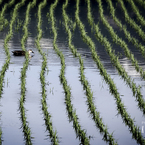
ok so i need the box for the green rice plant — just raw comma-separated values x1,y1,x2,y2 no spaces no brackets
15,19,23,32
49,0,90,144
98,0,145,85
0,58,10,98
95,0,145,115
117,0,145,41
134,0,145,9
106,0,145,59
75,0,145,144
18,0,38,144
0,0,26,143
0,0,15,31
124,0,145,27
35,0,59,144
62,1,118,144
0,0,3,5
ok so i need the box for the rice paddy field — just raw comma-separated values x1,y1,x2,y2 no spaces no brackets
0,0,145,144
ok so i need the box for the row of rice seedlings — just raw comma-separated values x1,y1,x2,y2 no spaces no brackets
0,0,3,5
0,57,9,143
0,55,10,94
0,58,8,143
0,0,16,31
75,0,145,144
62,0,117,144
124,0,145,27
117,0,145,41
0,0,27,144
19,55,32,145
35,0,59,144
0,0,26,143
106,0,145,59
0,0,14,142
97,0,145,81
49,1,90,144
88,0,145,138
96,0,145,114
19,1,37,144
134,0,145,9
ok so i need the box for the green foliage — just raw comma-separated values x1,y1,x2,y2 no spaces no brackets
19,1,35,144
35,0,59,144
50,0,90,144
94,0,145,143
0,0,15,31
62,0,118,144
0,0,144,144
118,0,145,41
99,0,145,115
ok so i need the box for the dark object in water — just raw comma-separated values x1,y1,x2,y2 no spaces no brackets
12,49,34,56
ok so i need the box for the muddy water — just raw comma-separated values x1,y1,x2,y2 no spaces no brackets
0,1,145,145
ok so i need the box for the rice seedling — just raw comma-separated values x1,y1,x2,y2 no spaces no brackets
134,0,145,9
0,60,10,143
35,0,59,144
124,0,145,27
0,0,3,5
49,0,90,144
0,0,145,144
106,0,145,59
96,0,145,93
15,19,23,32
62,0,117,144
85,0,145,116
0,0,15,31
14,0,37,144
19,1,35,144
118,0,145,41
0,0,26,143
0,0,28,144
75,0,145,144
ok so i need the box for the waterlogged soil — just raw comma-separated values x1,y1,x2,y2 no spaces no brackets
0,1,145,145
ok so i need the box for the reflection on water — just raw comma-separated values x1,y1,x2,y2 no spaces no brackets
0,1,145,145
120,57,140,77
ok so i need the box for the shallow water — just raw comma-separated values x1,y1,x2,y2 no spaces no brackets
0,0,145,145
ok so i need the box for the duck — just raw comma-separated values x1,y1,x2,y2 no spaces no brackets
12,49,34,56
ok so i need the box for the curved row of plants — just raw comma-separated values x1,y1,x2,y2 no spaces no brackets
86,0,144,138
95,0,145,114
75,0,145,144
96,0,145,112
117,0,145,41
19,0,37,144
134,0,145,9
88,0,145,139
62,0,117,144
49,0,90,144
0,0,26,143
0,1,10,143
35,0,59,144
0,0,144,144
106,0,145,59
124,0,145,27
0,0,15,31
97,0,145,81
0,0,3,5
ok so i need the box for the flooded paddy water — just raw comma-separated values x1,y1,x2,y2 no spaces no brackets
0,0,145,144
